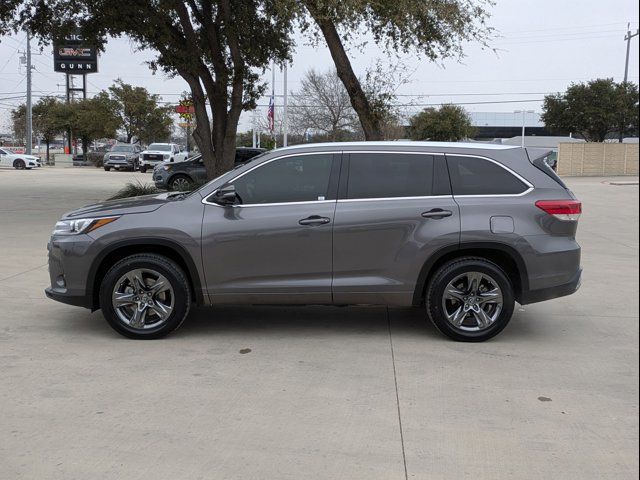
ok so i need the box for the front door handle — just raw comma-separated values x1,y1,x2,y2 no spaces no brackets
299,215,331,226
421,209,453,219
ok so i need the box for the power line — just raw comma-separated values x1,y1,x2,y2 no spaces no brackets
499,21,638,35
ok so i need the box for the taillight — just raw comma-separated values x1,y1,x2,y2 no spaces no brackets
535,200,582,221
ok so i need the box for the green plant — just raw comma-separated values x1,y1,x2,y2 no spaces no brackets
108,181,160,200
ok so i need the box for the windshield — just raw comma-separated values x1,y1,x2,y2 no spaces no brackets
110,145,134,152
148,144,172,152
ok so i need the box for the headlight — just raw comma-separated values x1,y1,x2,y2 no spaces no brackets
53,216,119,236
163,154,170,159
163,164,173,171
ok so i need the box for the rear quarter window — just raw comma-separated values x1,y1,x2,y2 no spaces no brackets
447,155,529,196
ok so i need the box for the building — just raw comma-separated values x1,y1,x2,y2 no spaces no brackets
468,112,555,139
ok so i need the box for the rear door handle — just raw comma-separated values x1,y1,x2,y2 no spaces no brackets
421,209,453,219
299,215,331,226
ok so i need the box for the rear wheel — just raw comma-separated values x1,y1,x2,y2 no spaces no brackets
140,165,147,173
99,254,191,339
13,159,26,170
426,257,515,342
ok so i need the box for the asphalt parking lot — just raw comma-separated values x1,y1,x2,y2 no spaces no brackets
0,166,638,480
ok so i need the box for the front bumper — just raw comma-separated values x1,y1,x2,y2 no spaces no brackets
45,287,93,309
153,171,169,189
45,235,95,310
519,268,582,305
105,160,135,168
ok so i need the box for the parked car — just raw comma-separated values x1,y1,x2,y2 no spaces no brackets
153,148,266,190
45,141,582,341
139,143,188,172
103,144,142,171
0,147,41,169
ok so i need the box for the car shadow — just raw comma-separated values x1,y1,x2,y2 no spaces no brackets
57,303,547,343
177,305,430,338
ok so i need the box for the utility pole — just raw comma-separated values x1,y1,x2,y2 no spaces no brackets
25,31,33,155
624,23,639,83
620,24,639,142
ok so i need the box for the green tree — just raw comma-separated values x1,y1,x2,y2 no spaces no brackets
10,104,27,145
409,104,476,141
11,97,69,161
300,0,494,140
542,79,639,142
108,79,173,143
70,92,122,154
2,0,296,179
33,97,69,162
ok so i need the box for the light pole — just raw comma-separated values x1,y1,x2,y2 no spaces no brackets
514,110,535,148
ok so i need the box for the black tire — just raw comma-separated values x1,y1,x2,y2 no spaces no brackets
140,165,147,173
104,166,111,171
99,253,192,339
13,159,26,170
169,174,193,191
426,257,515,342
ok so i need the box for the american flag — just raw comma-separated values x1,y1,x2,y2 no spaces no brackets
267,94,275,133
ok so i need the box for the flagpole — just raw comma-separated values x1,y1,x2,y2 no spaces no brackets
283,63,288,147
271,61,276,149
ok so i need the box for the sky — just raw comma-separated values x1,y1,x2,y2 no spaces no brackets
0,0,639,135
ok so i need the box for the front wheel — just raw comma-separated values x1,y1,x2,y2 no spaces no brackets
99,254,192,339
169,175,193,191
426,257,515,342
139,165,147,173
13,159,26,170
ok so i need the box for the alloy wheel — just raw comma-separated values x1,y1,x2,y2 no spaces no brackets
111,268,175,329
442,271,503,332
171,177,192,191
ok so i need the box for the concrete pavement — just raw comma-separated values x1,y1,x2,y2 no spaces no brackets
0,167,638,479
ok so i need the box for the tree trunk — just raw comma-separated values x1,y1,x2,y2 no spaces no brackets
81,136,89,160
45,140,50,164
306,4,383,141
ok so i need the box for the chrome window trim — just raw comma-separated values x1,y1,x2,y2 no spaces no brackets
202,151,337,207
446,153,534,198
205,199,336,208
337,195,453,203
201,149,534,206
346,150,445,156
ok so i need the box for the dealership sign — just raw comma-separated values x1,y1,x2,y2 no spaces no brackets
175,99,195,127
53,33,98,73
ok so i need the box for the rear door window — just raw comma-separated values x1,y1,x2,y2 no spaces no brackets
447,155,529,196
346,153,434,199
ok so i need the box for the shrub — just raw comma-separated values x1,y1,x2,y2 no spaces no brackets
108,181,160,200
88,151,106,167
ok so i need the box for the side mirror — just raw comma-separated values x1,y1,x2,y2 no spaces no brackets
212,184,238,205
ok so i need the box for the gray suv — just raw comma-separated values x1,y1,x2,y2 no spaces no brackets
103,144,142,171
45,142,582,342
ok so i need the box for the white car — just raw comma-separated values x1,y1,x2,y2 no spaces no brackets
0,148,42,169
139,143,188,172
